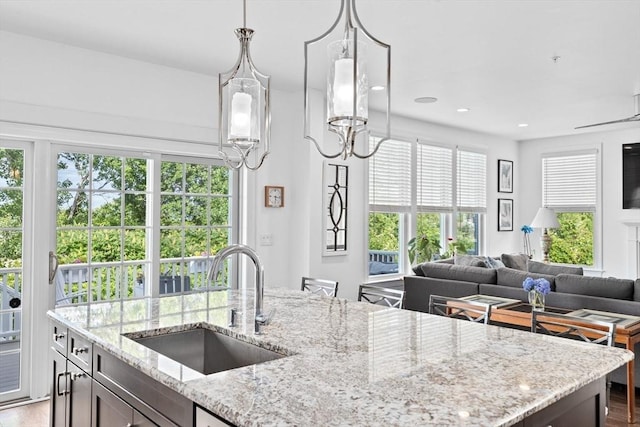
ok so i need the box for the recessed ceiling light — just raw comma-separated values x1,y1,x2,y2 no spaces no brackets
456,108,470,113
414,96,438,104
518,123,529,127
371,85,385,91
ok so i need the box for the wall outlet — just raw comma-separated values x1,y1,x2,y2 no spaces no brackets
259,233,273,246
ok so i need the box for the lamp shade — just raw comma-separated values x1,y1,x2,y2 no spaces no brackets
530,207,560,229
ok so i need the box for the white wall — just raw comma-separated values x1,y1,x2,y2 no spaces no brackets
1,31,525,304
518,128,640,279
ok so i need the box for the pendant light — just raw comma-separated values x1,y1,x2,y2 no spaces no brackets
304,0,390,159
218,0,270,170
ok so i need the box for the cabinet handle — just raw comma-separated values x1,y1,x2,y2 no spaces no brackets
56,372,68,396
53,333,65,341
126,423,133,427
70,372,85,381
72,347,88,355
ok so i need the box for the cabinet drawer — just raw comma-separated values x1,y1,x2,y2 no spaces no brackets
68,331,92,373
52,322,68,355
93,347,187,426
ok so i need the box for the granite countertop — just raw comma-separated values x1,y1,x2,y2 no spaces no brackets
48,288,633,426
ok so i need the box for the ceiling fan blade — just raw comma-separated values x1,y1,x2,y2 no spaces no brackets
575,114,640,129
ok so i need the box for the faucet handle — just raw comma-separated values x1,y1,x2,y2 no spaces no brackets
228,308,238,327
255,308,276,326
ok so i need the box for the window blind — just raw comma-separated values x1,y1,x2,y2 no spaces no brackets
542,152,596,211
417,142,453,212
457,149,487,213
369,137,412,212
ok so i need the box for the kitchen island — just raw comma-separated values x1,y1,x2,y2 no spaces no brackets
48,288,633,426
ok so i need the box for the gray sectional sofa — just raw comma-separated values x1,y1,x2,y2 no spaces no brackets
403,254,640,386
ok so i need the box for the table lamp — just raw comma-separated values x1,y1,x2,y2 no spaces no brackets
530,207,559,263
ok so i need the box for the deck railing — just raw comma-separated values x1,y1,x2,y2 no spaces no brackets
368,250,399,264
54,256,226,306
0,268,21,342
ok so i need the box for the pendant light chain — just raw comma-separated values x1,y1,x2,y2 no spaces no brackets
243,0,247,28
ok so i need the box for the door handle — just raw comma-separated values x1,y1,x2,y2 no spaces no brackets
49,251,59,284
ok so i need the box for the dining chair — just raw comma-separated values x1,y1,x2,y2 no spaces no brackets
531,311,616,414
301,277,339,297
358,284,405,309
428,294,492,325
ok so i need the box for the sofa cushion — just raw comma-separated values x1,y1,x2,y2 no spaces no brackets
555,274,634,300
501,253,529,271
420,262,497,284
454,255,488,268
412,263,426,276
527,260,584,276
496,267,556,291
636,279,640,302
412,257,456,276
403,276,480,313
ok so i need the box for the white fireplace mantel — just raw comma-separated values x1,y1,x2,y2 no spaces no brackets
623,222,640,278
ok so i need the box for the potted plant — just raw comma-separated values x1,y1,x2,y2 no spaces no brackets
408,234,441,265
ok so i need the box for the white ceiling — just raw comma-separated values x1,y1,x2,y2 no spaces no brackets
1,0,639,140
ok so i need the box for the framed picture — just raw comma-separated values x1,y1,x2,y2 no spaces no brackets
498,198,513,231
498,159,513,193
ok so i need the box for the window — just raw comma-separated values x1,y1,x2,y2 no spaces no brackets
541,150,598,266
368,138,486,276
55,149,236,305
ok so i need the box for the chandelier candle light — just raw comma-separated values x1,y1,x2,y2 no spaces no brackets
218,0,270,170
304,0,391,159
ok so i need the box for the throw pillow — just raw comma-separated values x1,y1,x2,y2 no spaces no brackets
501,253,529,271
485,257,505,269
555,274,634,300
636,279,640,302
412,262,426,276
527,260,583,276
454,255,488,268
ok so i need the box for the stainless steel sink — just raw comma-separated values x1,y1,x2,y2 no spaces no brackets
128,327,286,375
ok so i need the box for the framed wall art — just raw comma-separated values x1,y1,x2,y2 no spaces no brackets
498,159,513,193
498,198,513,231
322,161,349,255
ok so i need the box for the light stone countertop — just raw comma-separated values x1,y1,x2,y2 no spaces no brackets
48,288,633,426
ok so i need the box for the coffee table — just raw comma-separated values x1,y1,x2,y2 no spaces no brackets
490,302,640,423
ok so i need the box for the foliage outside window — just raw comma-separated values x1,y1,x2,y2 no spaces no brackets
55,151,234,304
0,148,24,270
549,212,594,265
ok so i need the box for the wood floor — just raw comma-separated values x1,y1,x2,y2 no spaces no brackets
0,385,638,426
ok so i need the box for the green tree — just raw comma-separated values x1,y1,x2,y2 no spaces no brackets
0,148,24,267
368,212,399,251
549,212,593,265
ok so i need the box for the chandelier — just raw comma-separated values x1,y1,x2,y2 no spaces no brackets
218,0,270,170
304,0,390,159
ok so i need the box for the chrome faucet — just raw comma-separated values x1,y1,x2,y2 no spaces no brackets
207,244,273,334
